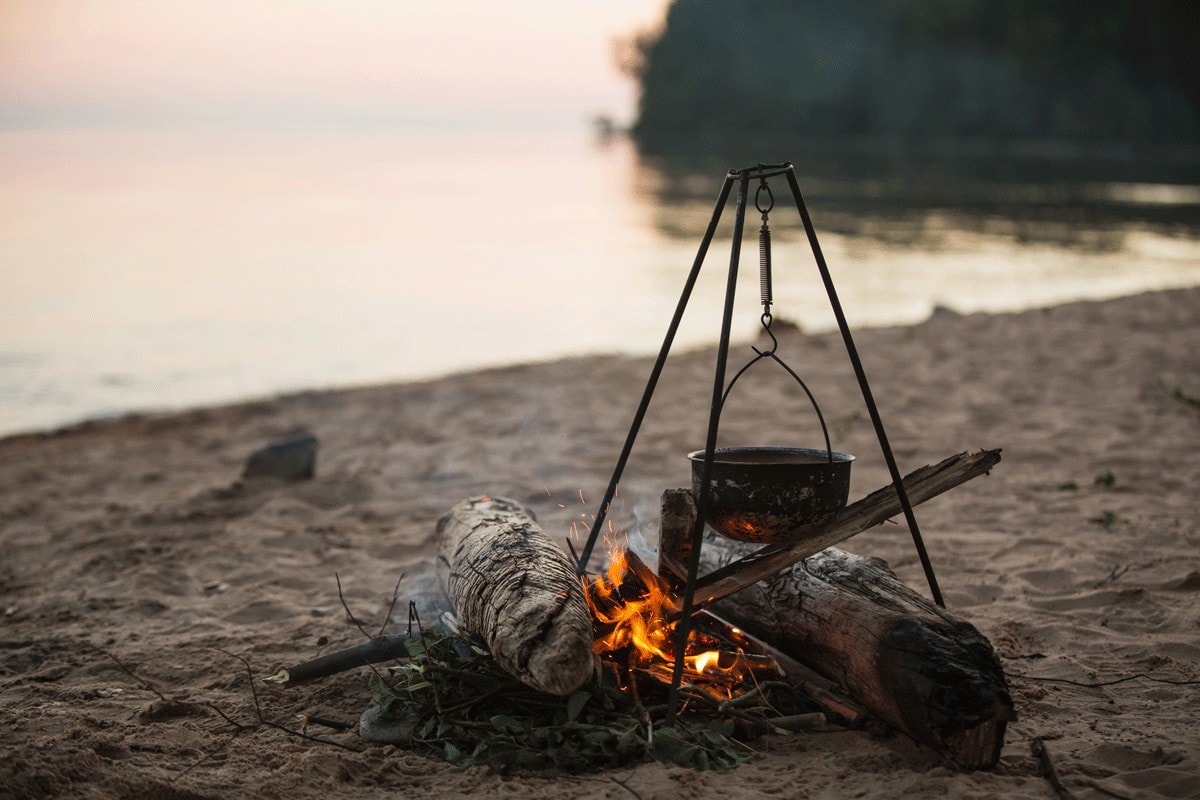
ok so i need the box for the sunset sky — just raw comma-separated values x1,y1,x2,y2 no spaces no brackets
0,1,668,129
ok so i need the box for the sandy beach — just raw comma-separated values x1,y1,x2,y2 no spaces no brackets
1,287,1197,799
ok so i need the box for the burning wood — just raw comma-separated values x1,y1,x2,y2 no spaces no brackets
660,482,1015,769
272,456,1007,771
585,547,791,704
429,496,804,711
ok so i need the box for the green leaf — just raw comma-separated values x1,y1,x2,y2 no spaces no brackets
650,727,701,766
489,714,523,734
566,690,590,723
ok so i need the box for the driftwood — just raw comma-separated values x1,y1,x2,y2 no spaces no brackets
436,496,594,696
661,486,1014,769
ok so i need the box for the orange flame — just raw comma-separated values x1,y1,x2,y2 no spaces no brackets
586,547,750,693
589,550,676,663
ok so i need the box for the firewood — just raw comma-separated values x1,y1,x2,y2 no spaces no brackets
437,496,594,696
681,449,1002,611
661,488,1014,770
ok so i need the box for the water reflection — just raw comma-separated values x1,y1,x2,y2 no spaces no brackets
631,140,1200,251
0,127,1197,436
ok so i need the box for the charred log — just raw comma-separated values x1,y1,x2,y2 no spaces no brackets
661,488,1014,769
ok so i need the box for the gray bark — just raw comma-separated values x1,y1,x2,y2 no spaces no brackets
437,496,594,696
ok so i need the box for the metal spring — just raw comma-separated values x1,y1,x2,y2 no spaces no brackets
759,223,773,309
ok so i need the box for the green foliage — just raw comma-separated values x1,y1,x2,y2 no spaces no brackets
369,631,753,773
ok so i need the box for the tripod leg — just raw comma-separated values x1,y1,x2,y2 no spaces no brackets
667,169,752,721
783,168,944,608
575,174,736,576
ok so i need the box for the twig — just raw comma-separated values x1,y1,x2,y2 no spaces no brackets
96,647,170,702
335,573,373,639
1031,737,1076,800
606,773,643,800
376,573,405,637
96,647,249,783
276,577,411,693
200,701,251,732
1093,564,1129,588
1077,778,1137,800
298,713,356,732
566,537,581,568
1008,671,1200,688
215,648,362,752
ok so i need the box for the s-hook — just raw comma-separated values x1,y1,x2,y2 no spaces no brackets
717,173,834,461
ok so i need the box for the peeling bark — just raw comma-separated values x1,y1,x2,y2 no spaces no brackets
437,496,594,696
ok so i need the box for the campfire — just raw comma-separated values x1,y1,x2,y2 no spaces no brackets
268,467,1011,772
264,165,1012,773
585,548,781,703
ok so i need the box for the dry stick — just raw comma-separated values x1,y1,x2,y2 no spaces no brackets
268,579,423,687
1031,737,1077,800
101,647,252,736
689,449,1002,610
264,635,413,687
298,713,356,732
98,646,252,784
720,619,869,726
1007,671,1200,688
376,572,406,637
216,648,363,752
97,647,171,703
335,572,374,639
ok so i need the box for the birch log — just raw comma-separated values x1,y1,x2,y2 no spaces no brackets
662,489,1014,769
437,496,594,696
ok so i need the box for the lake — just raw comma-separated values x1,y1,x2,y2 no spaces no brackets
2,125,1198,436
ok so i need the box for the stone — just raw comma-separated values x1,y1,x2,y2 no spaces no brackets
242,434,318,480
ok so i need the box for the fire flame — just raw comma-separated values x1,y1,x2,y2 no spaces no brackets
586,548,758,695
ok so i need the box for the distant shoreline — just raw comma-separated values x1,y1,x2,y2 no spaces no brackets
6,286,1197,443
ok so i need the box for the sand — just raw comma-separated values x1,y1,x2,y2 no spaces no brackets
1,288,1198,799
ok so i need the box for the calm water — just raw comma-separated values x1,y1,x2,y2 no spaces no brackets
2,125,1198,436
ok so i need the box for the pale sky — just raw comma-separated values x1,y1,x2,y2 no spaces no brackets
0,0,668,129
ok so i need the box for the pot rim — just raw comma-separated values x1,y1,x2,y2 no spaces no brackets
687,446,856,465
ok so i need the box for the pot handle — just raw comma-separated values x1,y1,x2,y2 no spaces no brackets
719,317,834,462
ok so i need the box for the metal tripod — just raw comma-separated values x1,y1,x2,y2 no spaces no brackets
574,162,943,723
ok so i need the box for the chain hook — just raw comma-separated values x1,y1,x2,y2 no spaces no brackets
753,310,778,357
755,177,774,217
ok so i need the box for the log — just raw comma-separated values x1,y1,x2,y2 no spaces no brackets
687,449,1002,611
661,488,1014,770
437,496,594,696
